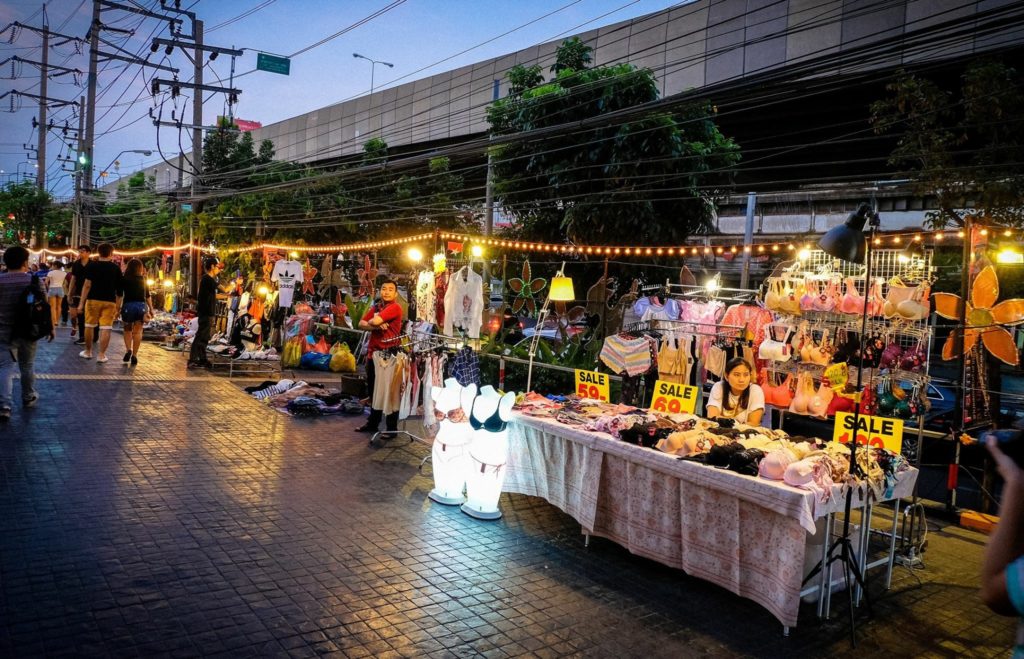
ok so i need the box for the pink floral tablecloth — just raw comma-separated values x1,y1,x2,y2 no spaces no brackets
504,413,917,628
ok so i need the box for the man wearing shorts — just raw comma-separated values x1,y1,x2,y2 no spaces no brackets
66,245,91,343
76,242,123,363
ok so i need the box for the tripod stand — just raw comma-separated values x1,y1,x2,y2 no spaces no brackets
802,204,879,646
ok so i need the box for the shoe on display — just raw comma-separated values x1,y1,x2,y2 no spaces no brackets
123,351,132,362
78,350,92,359
23,393,38,408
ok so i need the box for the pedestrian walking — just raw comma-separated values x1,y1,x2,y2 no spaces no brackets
187,257,222,369
76,243,122,364
44,261,67,329
118,258,152,367
0,246,54,421
66,245,91,343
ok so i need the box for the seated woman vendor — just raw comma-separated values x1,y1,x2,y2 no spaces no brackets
705,357,765,426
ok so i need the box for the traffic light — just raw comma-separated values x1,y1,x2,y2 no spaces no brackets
77,152,88,167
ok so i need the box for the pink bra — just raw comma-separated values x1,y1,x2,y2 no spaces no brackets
800,277,817,312
838,277,865,314
813,277,839,312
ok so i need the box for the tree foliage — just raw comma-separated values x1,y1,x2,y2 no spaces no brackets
0,182,70,246
487,39,741,245
94,171,174,247
870,59,1024,228
201,117,276,188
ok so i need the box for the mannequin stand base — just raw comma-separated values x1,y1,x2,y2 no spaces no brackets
461,504,502,520
428,491,465,506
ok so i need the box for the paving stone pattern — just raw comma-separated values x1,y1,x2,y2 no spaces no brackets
0,334,1016,657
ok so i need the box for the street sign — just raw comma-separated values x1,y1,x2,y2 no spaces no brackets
180,203,192,213
256,53,290,76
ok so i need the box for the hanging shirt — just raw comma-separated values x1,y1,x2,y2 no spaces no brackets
634,296,680,321
415,270,436,323
270,259,304,308
443,266,484,338
451,347,480,387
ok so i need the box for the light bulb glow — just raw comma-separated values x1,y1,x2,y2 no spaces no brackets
407,247,423,262
471,245,484,258
797,248,811,261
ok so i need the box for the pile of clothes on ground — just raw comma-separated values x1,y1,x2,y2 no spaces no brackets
246,379,364,417
515,393,911,503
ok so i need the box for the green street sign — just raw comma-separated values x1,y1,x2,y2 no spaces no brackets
256,53,290,76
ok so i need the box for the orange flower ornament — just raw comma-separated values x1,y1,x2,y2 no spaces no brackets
934,266,1024,365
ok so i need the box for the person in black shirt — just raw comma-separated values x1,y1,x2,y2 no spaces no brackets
76,242,122,363
188,257,222,368
117,258,152,366
66,245,91,344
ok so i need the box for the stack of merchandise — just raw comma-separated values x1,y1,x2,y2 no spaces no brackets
246,379,364,417
515,393,911,503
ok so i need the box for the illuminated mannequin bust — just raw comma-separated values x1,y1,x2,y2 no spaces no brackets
427,378,475,505
462,386,516,520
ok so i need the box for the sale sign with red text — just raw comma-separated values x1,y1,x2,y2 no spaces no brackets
650,380,698,414
833,412,903,454
574,370,609,402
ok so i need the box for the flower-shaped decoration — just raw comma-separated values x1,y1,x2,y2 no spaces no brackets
935,265,1024,365
507,260,547,315
356,254,377,299
301,259,318,295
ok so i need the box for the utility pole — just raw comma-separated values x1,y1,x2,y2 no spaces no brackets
191,19,204,298
72,94,84,247
36,8,48,193
740,192,756,289
81,0,101,245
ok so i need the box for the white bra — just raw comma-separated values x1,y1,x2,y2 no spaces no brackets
758,325,794,362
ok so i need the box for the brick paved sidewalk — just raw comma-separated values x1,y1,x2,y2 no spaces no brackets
0,333,1015,657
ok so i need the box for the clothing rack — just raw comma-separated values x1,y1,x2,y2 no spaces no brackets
639,282,759,304
623,318,746,339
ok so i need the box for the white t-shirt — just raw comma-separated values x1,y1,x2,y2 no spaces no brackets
46,270,68,289
706,382,765,424
270,260,304,308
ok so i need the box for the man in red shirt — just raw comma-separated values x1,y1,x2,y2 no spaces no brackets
356,279,403,434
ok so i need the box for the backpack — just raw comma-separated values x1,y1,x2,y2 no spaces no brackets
14,275,53,342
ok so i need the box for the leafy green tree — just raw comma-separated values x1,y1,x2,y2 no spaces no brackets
487,39,741,245
550,37,591,75
0,181,69,247
870,60,1024,228
201,117,276,187
508,64,544,96
93,171,173,247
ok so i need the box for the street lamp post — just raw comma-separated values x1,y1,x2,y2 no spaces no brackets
352,52,393,99
95,149,153,189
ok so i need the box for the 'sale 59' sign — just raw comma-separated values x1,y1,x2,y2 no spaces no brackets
574,370,609,402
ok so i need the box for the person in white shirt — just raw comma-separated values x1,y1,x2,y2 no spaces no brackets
705,357,765,426
44,262,68,328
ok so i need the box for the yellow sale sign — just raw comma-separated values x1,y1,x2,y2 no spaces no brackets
574,370,610,402
833,412,904,454
650,380,699,414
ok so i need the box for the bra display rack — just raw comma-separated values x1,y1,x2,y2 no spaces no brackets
765,248,935,462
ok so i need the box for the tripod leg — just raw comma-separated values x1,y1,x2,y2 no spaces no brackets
846,544,874,617
841,538,857,647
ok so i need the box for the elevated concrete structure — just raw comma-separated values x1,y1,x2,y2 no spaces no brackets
110,0,1023,199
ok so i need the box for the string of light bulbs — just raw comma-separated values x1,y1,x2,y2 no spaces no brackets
22,223,1021,262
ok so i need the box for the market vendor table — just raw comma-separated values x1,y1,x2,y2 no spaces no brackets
503,413,917,630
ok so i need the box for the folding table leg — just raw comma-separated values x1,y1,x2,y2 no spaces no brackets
886,499,901,589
